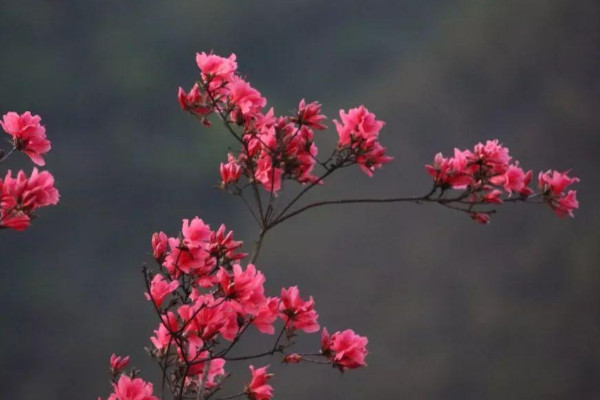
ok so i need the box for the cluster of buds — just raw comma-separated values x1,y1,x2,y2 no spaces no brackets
0,111,59,231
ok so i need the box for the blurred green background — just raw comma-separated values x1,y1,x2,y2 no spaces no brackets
1,1,599,398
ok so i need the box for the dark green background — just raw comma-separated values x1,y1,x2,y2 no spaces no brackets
1,1,599,398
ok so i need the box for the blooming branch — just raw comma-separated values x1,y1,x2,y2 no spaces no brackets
98,51,580,400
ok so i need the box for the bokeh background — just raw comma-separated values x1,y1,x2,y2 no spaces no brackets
1,1,599,399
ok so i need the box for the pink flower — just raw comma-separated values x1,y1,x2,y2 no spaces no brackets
182,217,212,249
150,312,178,353
425,150,473,189
489,164,533,195
470,212,491,224
0,211,29,230
0,168,59,231
324,329,368,371
228,76,267,121
218,264,266,314
220,153,242,186
252,297,279,334
282,353,303,364
333,106,391,175
151,231,168,260
470,139,511,175
279,286,319,333
145,274,179,307
178,294,237,342
1,111,51,166
3,168,59,210
164,237,212,277
202,357,226,388
296,99,326,130
538,170,580,196
109,354,130,374
254,153,282,193
196,52,238,83
186,351,226,388
355,141,393,177
333,106,384,147
245,365,274,400
112,375,158,400
552,190,579,218
482,189,503,204
178,84,213,118
208,223,247,262
538,170,580,217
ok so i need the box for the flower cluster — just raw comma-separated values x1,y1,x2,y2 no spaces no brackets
0,111,59,231
333,106,392,176
99,51,581,400
425,140,579,223
178,52,390,195
101,216,367,400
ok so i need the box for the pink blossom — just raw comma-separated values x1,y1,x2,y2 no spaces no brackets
538,170,580,196
109,354,130,374
145,274,179,307
482,189,503,204
1,111,51,166
178,294,238,342
218,264,266,314
150,312,178,353
538,170,580,217
178,84,213,118
489,164,533,195
151,231,168,260
228,76,267,121
112,375,158,400
333,106,384,147
0,211,29,230
356,141,393,177
245,365,274,400
220,153,242,186
186,351,226,388
182,217,212,249
470,212,491,224
425,150,473,189
196,52,237,83
163,237,212,277
4,168,59,210
333,106,391,175
296,99,326,130
282,353,302,364
470,139,511,175
254,153,282,193
0,168,59,231
208,223,247,262
252,297,279,334
279,286,319,333
552,190,579,218
324,329,368,371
